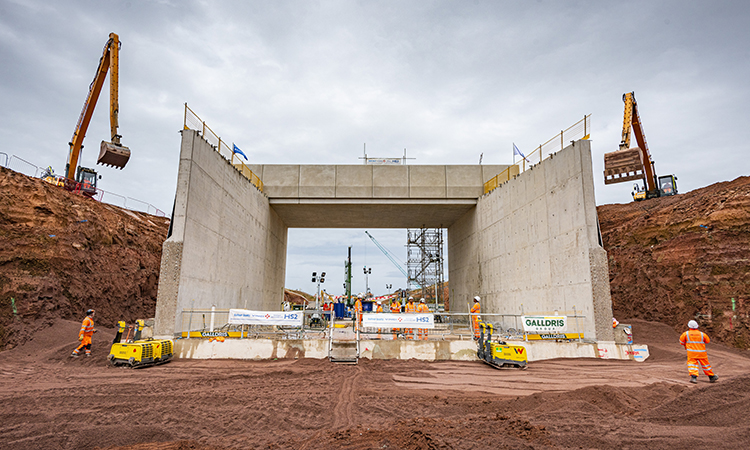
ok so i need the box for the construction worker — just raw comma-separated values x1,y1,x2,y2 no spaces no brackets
680,320,718,384
354,296,363,330
417,298,430,340
390,298,401,338
376,301,383,313
404,296,416,339
71,309,97,357
471,296,481,339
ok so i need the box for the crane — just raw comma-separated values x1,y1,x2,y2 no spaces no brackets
364,231,421,288
603,92,677,201
65,32,131,196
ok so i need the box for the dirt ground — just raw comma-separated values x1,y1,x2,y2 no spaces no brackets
1,319,749,450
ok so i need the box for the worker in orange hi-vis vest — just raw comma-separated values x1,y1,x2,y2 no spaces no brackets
390,298,401,339
404,297,416,339
71,309,97,357
416,298,430,340
680,320,718,384
470,296,481,339
375,301,384,334
354,296,363,331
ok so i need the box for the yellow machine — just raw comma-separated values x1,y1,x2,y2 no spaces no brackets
603,92,678,201
64,32,131,196
108,320,173,368
476,322,528,370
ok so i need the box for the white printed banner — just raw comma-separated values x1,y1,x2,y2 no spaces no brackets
362,313,435,329
228,309,303,326
521,316,567,333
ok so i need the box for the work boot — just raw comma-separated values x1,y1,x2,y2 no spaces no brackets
70,352,79,358
690,376,698,384
85,353,92,357
709,375,719,383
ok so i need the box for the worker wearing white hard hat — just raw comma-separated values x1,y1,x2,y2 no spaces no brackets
470,296,481,339
416,298,430,340
679,320,718,384
404,296,417,339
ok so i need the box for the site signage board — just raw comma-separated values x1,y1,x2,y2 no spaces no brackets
366,158,402,165
362,313,435,329
228,309,303,326
521,316,567,333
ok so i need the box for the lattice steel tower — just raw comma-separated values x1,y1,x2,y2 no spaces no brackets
406,228,445,309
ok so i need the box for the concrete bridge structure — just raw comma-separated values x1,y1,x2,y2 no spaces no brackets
154,130,615,343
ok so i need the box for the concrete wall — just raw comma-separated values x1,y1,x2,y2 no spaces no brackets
154,130,288,336
448,140,614,341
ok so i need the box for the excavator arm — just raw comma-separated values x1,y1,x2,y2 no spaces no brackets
604,92,655,191
66,32,130,181
621,92,656,192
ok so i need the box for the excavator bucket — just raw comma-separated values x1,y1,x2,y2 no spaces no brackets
97,141,131,169
603,147,644,185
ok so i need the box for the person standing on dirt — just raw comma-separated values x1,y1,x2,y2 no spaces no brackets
71,309,97,357
471,296,481,339
679,320,718,384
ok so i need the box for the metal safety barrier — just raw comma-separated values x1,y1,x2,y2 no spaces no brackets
178,308,587,343
484,114,591,194
183,103,263,192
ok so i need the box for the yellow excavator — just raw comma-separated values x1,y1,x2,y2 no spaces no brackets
64,32,131,196
603,92,677,201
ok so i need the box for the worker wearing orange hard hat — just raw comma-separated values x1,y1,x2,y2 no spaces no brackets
680,320,718,384
470,296,481,339
71,309,97,357
416,298,430,340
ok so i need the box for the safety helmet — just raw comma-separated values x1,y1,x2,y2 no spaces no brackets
86,309,95,316
408,296,414,301
473,296,480,302
420,298,425,303
688,320,699,329
377,301,381,304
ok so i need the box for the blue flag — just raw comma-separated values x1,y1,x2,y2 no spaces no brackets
233,143,248,161
513,143,531,164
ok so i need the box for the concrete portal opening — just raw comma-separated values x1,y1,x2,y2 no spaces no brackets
154,130,615,344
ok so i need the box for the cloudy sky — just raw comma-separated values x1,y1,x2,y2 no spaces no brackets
2,0,748,297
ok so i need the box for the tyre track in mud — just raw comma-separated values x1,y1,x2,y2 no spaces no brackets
332,365,363,430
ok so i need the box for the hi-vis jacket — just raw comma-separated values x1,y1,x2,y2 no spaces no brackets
680,329,710,358
79,316,95,338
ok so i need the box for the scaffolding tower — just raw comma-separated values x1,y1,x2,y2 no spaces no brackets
406,228,445,310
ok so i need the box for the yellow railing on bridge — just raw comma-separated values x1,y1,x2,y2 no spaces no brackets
484,115,591,194
183,103,263,192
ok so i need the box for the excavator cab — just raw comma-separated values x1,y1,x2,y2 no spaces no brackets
658,175,678,197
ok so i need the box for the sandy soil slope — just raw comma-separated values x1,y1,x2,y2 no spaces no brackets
598,176,750,347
